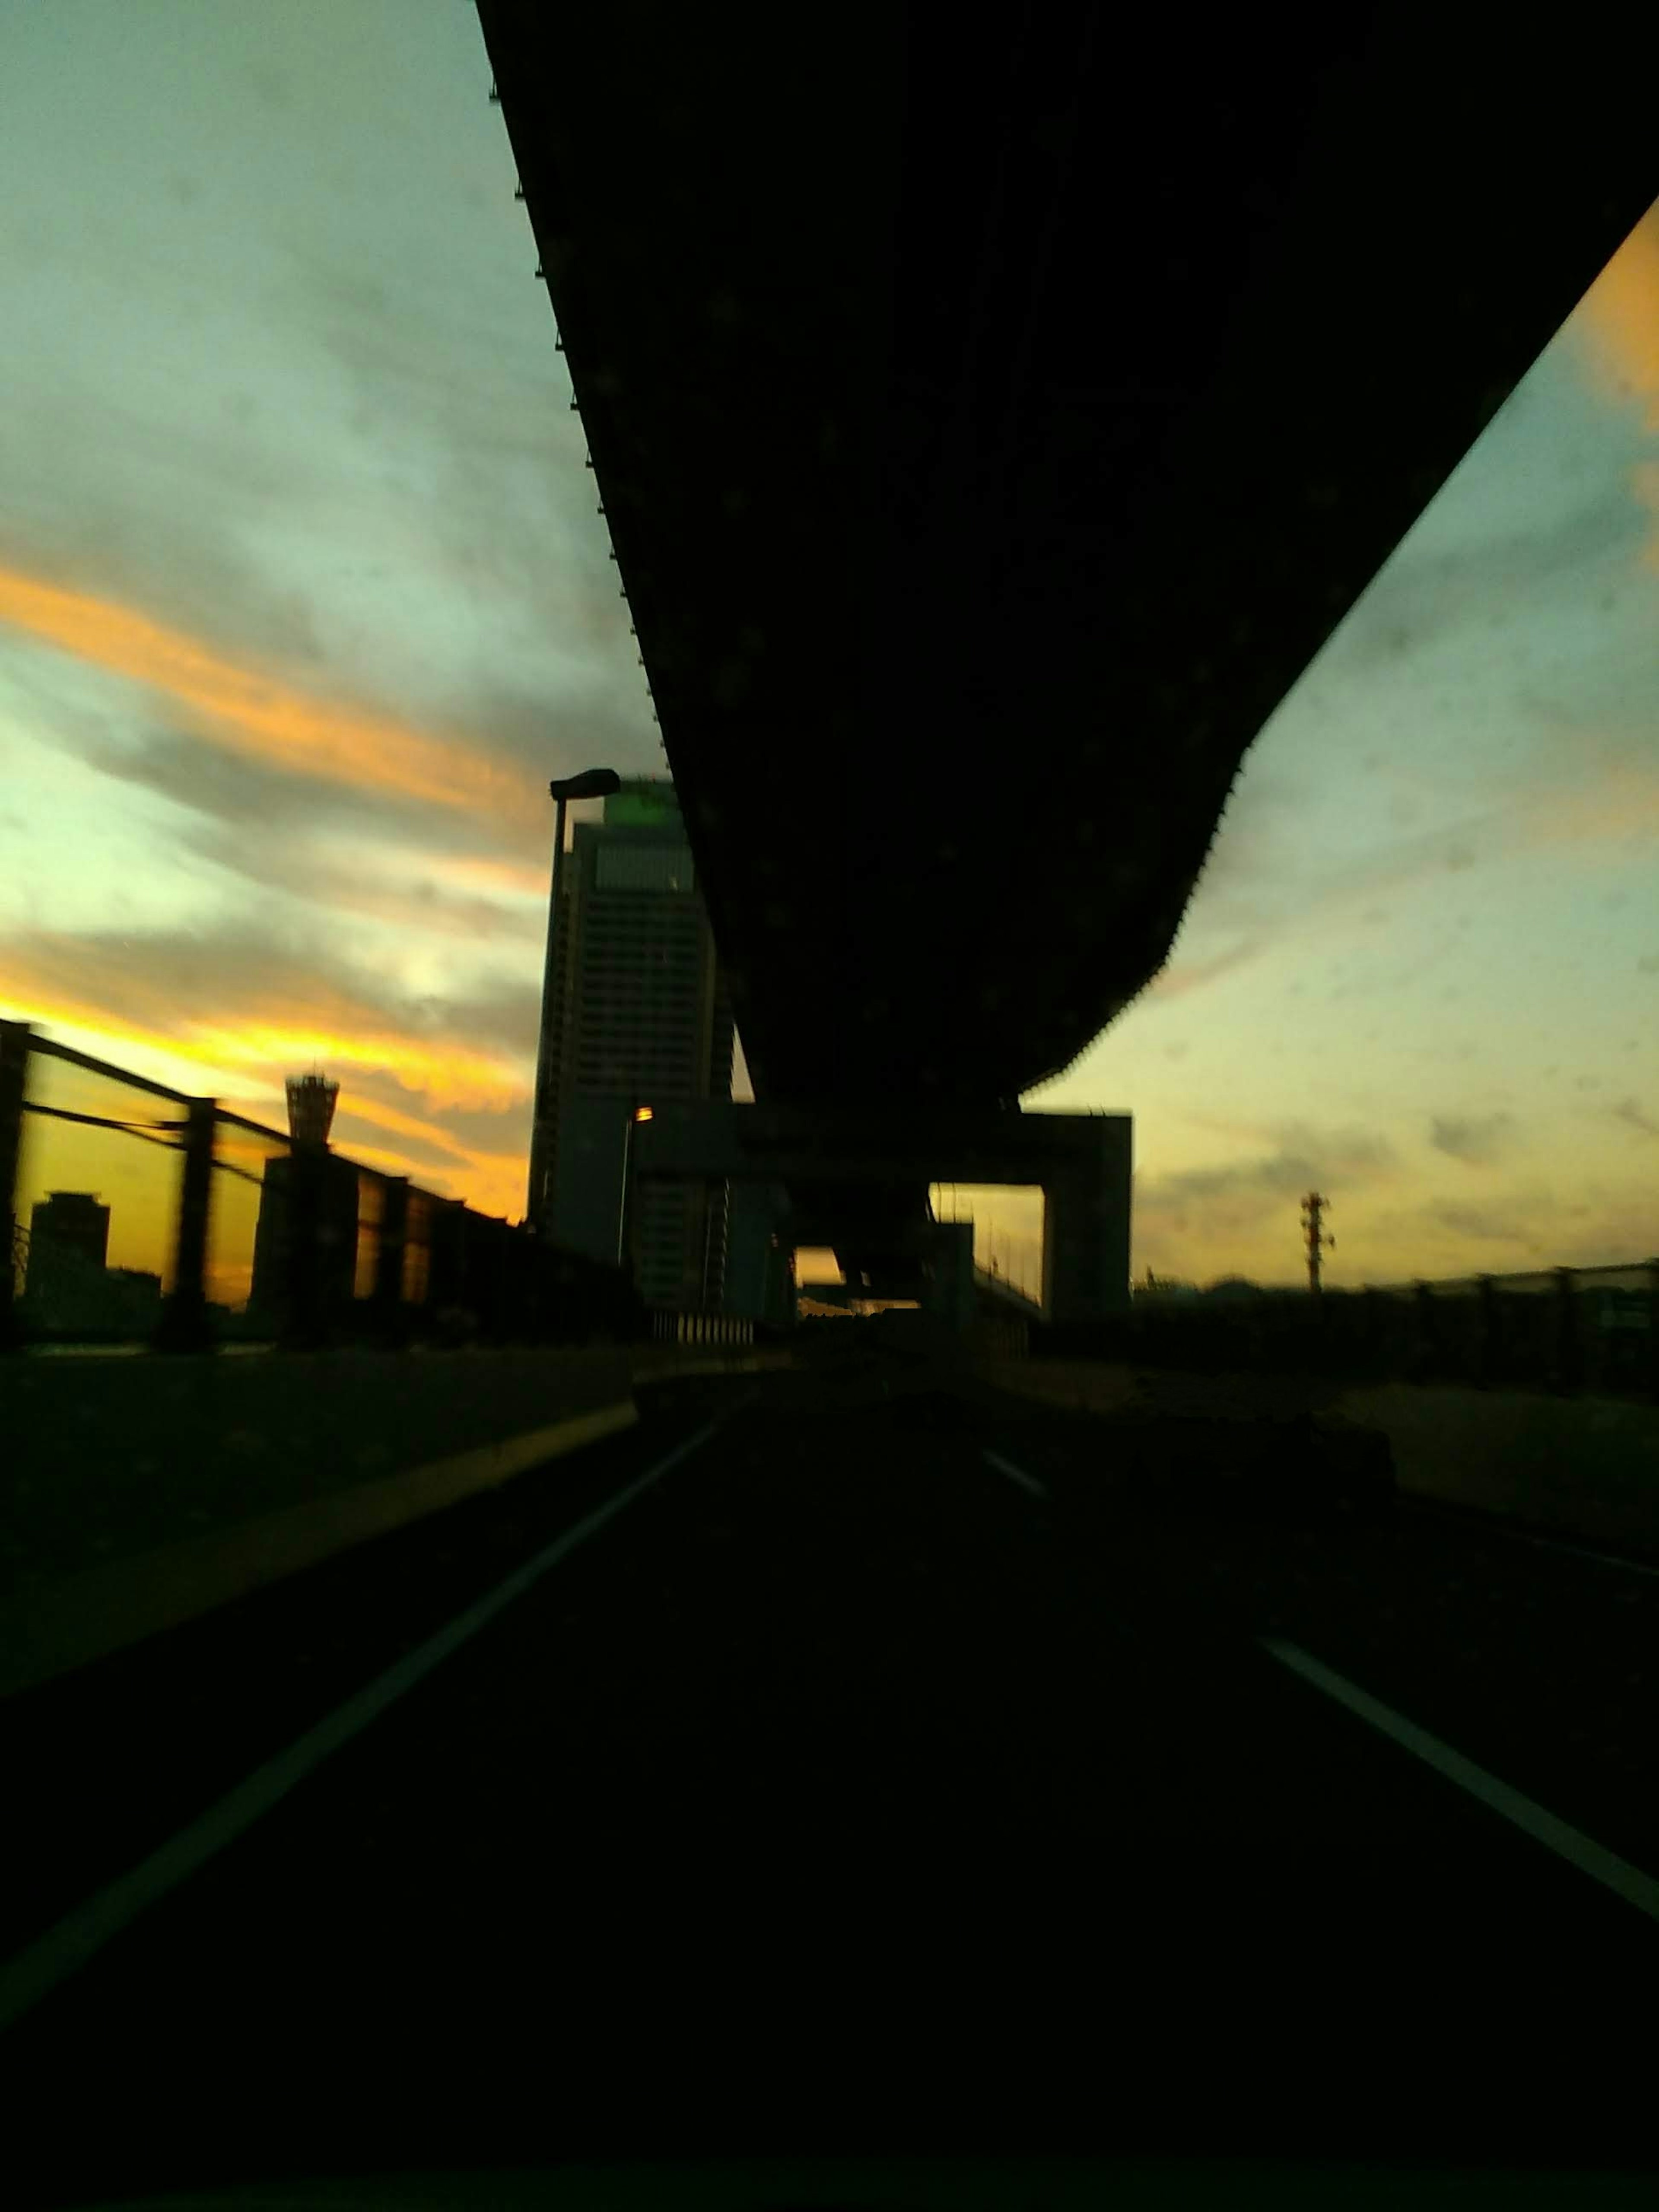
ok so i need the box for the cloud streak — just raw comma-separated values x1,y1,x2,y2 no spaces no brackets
1135,1121,1400,1240
2,924,531,1116
1575,203,1659,433
0,565,523,821
1610,1096,1659,1138
1429,1110,1516,1165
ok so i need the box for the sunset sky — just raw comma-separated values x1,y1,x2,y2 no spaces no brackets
3,3,1656,1299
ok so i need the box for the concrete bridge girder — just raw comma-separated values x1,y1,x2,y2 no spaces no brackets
631,1102,1131,1327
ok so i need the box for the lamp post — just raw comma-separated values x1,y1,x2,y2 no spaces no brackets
527,767,622,1230
618,1102,652,1272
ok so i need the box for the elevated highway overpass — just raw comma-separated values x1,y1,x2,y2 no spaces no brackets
477,1,1656,1287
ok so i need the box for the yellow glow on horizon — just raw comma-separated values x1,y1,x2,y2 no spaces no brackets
328,1088,515,1166
0,993,254,1103
5,997,530,1224
188,1021,524,1115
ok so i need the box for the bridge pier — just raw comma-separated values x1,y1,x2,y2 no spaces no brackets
630,1102,1131,1329
917,1219,976,1332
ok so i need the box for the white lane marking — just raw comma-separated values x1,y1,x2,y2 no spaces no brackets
1401,1497,1659,1583
1260,1637,1659,1925
1510,1530,1659,1581
0,1420,722,2034
983,1449,1049,1500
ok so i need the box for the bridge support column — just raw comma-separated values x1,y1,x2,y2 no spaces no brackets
724,1177,790,1324
1040,1115,1132,1328
921,1219,976,1333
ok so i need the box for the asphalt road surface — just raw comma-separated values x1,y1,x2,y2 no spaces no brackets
4,1331,1658,2205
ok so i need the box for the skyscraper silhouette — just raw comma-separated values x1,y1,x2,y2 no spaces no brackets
537,779,735,1309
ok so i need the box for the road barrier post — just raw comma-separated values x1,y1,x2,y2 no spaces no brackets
156,1097,216,1354
0,1021,31,1351
1476,1275,1497,1389
1553,1267,1581,1396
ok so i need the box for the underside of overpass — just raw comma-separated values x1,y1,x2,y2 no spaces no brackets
477,1,1656,1293
632,1102,1127,1327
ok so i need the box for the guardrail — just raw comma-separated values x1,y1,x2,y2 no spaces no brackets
1,1020,645,1354
1041,1265,1659,1404
647,1309,754,1349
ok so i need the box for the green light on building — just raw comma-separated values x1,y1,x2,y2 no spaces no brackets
604,779,680,828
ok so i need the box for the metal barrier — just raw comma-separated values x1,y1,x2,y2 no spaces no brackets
648,1308,755,1349
2,1020,645,1353
1041,1262,1659,1404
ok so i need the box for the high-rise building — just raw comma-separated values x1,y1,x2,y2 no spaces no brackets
19,1191,160,1336
537,778,735,1309
26,1191,110,1280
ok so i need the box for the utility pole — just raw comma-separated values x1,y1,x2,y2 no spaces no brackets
1302,1191,1334,1294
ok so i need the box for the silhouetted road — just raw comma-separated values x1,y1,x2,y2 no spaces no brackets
4,1335,1658,2204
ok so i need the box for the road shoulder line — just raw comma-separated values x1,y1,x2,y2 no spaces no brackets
983,1449,1049,1499
0,1419,721,2034
0,1400,643,1700
1260,1636,1659,1924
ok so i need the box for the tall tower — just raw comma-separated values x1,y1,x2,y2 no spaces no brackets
537,778,735,1309
286,1072,339,1148
249,1071,355,1326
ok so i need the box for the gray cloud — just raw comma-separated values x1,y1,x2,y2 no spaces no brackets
1136,1121,1399,1239
1611,1097,1659,1138
0,0,661,931
1333,471,1641,681
1437,1205,1531,1245
1160,798,1529,1006
1429,1110,1516,1165
1364,1185,1657,1275
162,812,545,947
12,917,532,1077
453,978,544,1060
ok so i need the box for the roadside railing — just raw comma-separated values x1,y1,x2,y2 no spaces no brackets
1035,1264,1659,1404
647,1308,755,1349
1,1020,645,1353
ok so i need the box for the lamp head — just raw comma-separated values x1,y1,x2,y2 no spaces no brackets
550,768,623,802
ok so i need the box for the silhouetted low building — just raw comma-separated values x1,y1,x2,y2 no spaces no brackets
26,1192,110,1290
19,1190,160,1335
247,1150,361,1336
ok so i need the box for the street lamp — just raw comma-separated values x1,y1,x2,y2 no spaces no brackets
527,768,623,1230
618,1103,653,1271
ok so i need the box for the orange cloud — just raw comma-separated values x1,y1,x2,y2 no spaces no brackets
4,926,531,1117
1576,208,1659,427
0,565,521,820
0,983,253,1103
1574,207,1659,569
329,1088,512,1165
189,1020,524,1116
1517,753,1659,846
426,853,549,899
